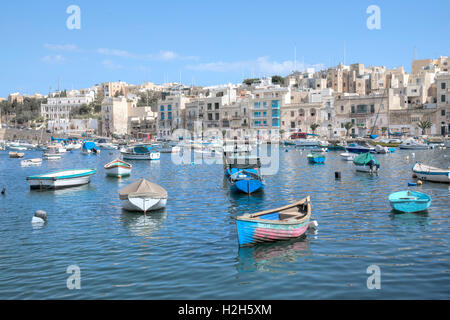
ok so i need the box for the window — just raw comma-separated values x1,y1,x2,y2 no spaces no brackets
442,83,447,90
341,106,344,111
290,121,295,129
370,105,375,113
263,101,267,108
442,95,446,103
272,109,280,118
168,112,172,120
207,103,212,110
271,100,280,109
215,103,219,110
254,102,260,109
291,111,295,117
160,105,164,111
310,109,316,117
168,105,172,111
351,105,355,113
272,118,280,127
208,113,213,121
442,109,446,116
215,113,219,120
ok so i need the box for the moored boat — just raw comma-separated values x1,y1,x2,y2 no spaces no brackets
307,153,325,164
236,197,312,246
412,163,450,183
229,169,264,194
120,178,167,213
121,146,160,160
346,143,375,154
21,158,43,167
9,152,24,158
82,141,100,154
340,152,357,161
353,153,380,173
26,168,96,189
399,138,429,150
389,191,431,213
104,159,132,178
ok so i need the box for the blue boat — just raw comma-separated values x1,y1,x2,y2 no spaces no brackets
229,170,264,194
236,197,312,246
81,141,100,154
389,191,431,213
225,155,263,194
307,153,325,164
345,143,375,154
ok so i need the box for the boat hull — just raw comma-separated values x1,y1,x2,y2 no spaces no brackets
27,175,93,189
231,179,264,194
308,155,325,163
105,165,131,177
354,164,379,173
412,164,450,183
121,198,167,212
237,218,310,246
389,191,431,213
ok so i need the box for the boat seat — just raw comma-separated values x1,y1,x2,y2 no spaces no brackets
279,209,302,220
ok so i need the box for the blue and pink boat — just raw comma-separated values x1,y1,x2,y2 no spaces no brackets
236,197,312,246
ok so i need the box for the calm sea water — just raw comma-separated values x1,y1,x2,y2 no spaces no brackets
0,146,449,299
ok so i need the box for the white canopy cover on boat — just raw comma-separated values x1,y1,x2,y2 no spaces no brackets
119,178,168,200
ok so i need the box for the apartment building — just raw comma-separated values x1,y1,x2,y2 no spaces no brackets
157,94,191,138
41,95,95,131
436,73,450,135
102,81,128,98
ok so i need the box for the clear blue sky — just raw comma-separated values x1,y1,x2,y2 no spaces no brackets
1,0,449,97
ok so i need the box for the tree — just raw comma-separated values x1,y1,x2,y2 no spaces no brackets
417,120,432,135
310,123,320,135
344,122,354,137
243,78,260,86
271,75,285,85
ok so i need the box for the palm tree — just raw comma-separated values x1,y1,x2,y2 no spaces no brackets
310,123,320,135
344,122,354,137
417,120,432,135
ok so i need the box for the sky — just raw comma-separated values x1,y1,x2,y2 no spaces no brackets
0,0,449,97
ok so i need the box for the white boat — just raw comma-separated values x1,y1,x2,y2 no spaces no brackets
445,140,450,148
119,178,167,212
43,146,63,160
9,145,27,151
96,138,118,150
340,153,357,161
399,138,429,150
26,169,96,189
121,146,160,160
21,158,43,167
375,145,390,154
104,159,132,178
294,139,320,147
412,163,450,183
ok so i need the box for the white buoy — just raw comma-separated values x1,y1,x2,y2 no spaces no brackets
308,220,318,230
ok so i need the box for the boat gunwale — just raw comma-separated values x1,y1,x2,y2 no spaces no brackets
26,169,96,180
104,159,132,169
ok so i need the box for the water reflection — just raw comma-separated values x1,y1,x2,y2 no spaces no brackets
121,208,167,238
389,211,431,227
237,237,311,273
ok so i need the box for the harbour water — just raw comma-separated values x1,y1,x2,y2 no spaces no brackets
0,147,449,299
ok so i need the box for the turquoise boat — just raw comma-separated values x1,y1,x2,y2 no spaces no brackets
307,153,325,164
389,191,431,213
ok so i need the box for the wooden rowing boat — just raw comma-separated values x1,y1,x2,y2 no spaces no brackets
412,163,450,183
236,197,312,246
104,159,132,177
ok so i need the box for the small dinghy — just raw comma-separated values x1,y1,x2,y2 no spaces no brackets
121,146,160,160
340,152,357,161
120,178,167,213
21,158,43,167
236,197,312,246
43,146,62,160
412,163,450,183
26,169,96,189
389,191,431,213
353,153,380,173
82,141,100,155
307,153,325,164
104,159,132,178
9,152,25,158
229,170,264,194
